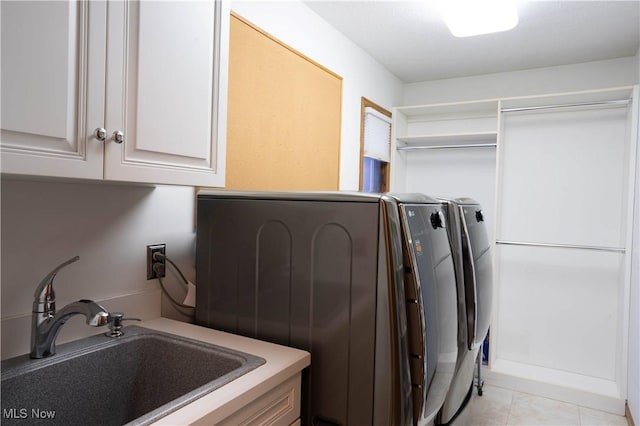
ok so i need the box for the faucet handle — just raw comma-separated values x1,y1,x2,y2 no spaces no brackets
34,256,80,299
105,312,141,338
33,256,81,318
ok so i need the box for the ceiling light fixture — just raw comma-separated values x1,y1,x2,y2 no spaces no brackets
438,0,519,38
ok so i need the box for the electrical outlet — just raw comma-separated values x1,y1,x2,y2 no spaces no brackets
146,244,166,280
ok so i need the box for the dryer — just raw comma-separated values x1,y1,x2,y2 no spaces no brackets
436,198,493,425
195,190,459,425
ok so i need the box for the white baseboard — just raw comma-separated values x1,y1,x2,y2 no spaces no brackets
485,359,625,415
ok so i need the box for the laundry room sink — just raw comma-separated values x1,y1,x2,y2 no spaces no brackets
1,326,265,426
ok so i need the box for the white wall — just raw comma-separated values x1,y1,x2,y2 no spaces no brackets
0,178,197,359
403,57,637,105
230,0,404,190
628,47,640,426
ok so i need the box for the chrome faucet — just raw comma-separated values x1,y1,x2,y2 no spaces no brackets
31,256,110,359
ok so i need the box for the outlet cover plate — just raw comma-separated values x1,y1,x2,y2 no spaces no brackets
146,244,166,280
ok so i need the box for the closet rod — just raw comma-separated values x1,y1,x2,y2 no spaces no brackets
397,143,496,151
495,240,626,253
500,99,629,113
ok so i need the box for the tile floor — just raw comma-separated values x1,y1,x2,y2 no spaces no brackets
449,385,629,426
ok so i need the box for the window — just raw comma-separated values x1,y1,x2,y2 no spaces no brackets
360,98,392,192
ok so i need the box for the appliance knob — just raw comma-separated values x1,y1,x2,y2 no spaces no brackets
475,210,484,222
430,211,444,229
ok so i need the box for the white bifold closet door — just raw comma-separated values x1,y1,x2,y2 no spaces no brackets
494,102,633,400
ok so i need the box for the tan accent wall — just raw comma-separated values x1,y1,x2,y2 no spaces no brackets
225,14,343,190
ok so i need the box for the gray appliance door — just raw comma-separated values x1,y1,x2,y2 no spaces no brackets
400,203,458,425
459,203,493,348
440,201,468,355
196,196,386,425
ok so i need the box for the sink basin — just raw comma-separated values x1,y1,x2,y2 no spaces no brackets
1,326,265,425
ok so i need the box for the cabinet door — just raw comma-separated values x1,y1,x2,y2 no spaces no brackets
104,0,229,186
0,1,106,179
216,374,301,426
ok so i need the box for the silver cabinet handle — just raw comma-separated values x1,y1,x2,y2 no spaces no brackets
95,127,107,142
112,130,125,144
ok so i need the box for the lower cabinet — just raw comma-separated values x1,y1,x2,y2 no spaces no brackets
217,373,302,426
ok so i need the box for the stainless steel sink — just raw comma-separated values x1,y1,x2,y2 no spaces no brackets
1,326,265,425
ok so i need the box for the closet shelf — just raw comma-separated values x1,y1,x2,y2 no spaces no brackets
396,132,498,150
395,99,499,118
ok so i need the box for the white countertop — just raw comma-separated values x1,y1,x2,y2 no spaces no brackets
139,318,310,425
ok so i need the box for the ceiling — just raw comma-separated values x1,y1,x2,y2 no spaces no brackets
304,0,640,83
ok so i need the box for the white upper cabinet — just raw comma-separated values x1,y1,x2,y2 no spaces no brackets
1,1,106,180
1,1,229,187
104,1,228,185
